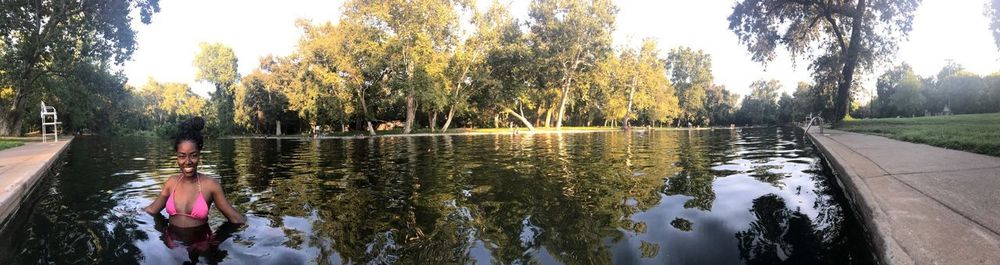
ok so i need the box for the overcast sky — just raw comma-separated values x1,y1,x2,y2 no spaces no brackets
122,0,1000,99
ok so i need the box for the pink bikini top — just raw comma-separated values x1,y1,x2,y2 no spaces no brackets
166,175,209,220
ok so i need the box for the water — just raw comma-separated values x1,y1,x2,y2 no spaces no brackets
0,128,874,264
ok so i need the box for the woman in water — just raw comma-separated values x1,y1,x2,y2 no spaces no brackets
144,116,245,229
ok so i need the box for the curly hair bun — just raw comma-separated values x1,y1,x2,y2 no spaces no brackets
175,116,206,151
181,116,205,133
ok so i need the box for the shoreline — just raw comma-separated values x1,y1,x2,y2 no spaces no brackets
220,126,744,140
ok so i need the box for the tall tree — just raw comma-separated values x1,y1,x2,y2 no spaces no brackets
702,84,739,126
0,0,160,135
729,0,921,124
737,80,782,125
528,0,617,130
473,3,539,131
193,42,239,135
235,57,293,134
667,47,713,126
598,39,679,129
889,70,925,117
341,0,466,134
874,64,916,117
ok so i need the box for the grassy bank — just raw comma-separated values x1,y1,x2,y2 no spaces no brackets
0,140,23,151
839,113,1000,157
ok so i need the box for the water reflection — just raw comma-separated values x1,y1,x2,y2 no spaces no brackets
0,128,874,264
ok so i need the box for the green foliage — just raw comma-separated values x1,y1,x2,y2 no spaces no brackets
528,0,617,129
667,47,712,126
840,113,1000,157
194,42,239,135
728,0,921,123
736,80,782,125
868,62,1000,119
0,0,160,135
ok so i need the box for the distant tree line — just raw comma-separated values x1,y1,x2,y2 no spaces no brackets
853,63,1000,119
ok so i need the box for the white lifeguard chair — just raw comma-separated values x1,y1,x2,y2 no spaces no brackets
40,102,61,142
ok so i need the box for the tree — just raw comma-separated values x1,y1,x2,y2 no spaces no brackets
937,71,987,114
438,3,502,133
703,85,739,126
889,70,925,116
341,0,466,134
528,0,617,130
729,0,921,124
0,0,160,135
737,80,782,125
777,92,795,123
597,39,679,129
667,47,713,126
193,42,239,135
874,64,916,117
235,58,294,134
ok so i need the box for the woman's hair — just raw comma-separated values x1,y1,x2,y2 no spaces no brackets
174,117,205,151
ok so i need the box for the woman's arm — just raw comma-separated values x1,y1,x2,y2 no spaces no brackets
208,178,246,224
144,175,174,214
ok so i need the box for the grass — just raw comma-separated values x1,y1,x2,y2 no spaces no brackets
838,113,1000,157
0,140,23,151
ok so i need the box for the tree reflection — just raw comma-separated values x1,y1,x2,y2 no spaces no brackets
663,130,716,210
735,194,823,265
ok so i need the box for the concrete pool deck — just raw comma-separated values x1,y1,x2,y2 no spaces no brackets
806,127,1000,265
0,137,72,226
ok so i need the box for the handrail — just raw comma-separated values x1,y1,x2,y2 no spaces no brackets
804,113,823,135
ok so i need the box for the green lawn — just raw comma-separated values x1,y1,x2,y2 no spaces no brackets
839,113,1000,157
0,140,23,151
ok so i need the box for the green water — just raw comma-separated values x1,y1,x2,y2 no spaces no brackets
0,128,874,264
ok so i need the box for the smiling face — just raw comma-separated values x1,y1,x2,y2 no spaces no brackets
176,140,200,177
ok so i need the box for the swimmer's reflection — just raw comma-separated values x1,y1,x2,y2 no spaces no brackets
151,213,241,264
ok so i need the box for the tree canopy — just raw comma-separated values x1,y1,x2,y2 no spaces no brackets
728,0,921,124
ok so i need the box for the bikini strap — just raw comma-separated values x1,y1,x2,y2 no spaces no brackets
196,174,202,194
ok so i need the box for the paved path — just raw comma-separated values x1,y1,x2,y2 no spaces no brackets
806,128,1000,265
0,137,72,225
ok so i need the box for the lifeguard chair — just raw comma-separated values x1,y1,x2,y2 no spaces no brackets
40,102,61,142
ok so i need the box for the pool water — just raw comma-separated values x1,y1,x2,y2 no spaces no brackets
0,128,875,264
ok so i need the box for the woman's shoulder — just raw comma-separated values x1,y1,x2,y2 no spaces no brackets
164,174,179,187
198,173,223,190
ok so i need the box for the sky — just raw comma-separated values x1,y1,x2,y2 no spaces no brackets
122,0,1000,99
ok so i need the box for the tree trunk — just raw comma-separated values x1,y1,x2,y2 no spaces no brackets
429,111,438,132
503,107,535,131
403,94,416,134
623,77,637,131
366,121,376,136
441,106,456,133
545,107,553,128
834,0,868,125
556,86,569,130
493,113,500,128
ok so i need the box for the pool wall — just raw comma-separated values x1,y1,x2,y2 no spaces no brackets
805,128,905,265
0,138,73,230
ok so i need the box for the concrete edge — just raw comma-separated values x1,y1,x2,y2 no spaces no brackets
0,138,73,228
804,129,910,265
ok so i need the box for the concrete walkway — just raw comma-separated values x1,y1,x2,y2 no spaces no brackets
0,137,72,225
806,128,1000,265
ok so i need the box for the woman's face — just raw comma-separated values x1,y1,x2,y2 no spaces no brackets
176,140,200,177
